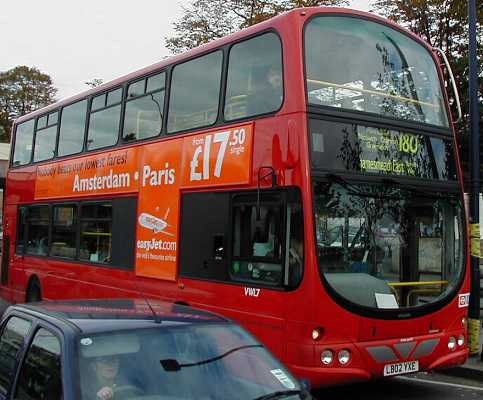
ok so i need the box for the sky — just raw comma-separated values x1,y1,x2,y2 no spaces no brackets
1,0,371,100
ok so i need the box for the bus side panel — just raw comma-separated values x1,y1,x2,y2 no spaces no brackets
177,279,286,359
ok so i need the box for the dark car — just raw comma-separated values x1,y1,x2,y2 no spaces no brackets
0,299,310,400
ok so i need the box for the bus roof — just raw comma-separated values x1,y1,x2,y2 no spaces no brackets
14,7,432,125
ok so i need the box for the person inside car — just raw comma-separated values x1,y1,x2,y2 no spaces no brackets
86,354,144,400
92,355,120,400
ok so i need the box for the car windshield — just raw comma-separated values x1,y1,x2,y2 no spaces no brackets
314,180,464,311
305,16,448,127
77,323,303,400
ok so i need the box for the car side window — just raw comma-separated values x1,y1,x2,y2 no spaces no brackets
0,317,32,398
14,328,62,400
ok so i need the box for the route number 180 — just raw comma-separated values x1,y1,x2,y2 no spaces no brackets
399,134,419,154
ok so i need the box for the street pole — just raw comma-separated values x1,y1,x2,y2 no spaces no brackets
467,0,481,357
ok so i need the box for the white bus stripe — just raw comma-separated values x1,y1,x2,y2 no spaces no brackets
397,376,483,391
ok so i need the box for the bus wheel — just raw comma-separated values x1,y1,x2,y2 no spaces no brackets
26,280,42,303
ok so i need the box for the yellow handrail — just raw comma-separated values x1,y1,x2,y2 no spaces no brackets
388,280,448,288
307,78,438,108
81,232,112,237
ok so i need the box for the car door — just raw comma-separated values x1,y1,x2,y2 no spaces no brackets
12,327,63,400
0,315,32,400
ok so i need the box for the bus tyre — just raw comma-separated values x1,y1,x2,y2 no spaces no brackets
26,281,42,303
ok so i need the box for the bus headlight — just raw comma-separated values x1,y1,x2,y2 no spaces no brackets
448,336,456,350
338,349,351,365
321,350,334,365
457,335,465,347
312,328,323,341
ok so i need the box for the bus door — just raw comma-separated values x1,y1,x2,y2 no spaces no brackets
398,201,456,307
4,205,35,301
0,204,19,293
178,189,303,358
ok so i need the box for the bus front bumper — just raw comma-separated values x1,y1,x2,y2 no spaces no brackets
289,348,468,388
286,331,468,388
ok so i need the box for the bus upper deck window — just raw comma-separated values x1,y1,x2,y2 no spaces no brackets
12,119,35,166
123,72,165,142
33,111,58,163
58,100,88,157
87,88,123,151
167,51,222,133
224,32,283,121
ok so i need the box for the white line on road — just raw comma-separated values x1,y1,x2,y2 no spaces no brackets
397,376,483,391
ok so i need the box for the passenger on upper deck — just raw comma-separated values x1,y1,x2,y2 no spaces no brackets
246,64,283,116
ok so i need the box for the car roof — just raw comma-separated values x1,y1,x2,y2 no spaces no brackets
12,299,228,334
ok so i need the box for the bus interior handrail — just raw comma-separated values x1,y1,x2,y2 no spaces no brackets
307,78,440,108
432,47,462,124
388,280,449,287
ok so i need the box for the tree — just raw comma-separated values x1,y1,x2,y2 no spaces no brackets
369,0,483,180
165,0,348,54
85,78,104,88
0,66,57,142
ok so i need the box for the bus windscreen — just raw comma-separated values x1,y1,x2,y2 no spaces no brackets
305,16,448,127
314,180,464,312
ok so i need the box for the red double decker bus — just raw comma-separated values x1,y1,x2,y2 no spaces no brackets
1,7,469,386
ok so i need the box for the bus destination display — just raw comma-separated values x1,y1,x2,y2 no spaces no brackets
310,119,456,181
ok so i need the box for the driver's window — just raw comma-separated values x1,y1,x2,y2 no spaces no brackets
231,195,283,285
286,202,304,287
15,328,62,400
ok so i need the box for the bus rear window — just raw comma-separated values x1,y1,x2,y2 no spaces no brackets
305,16,448,127
13,120,35,166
